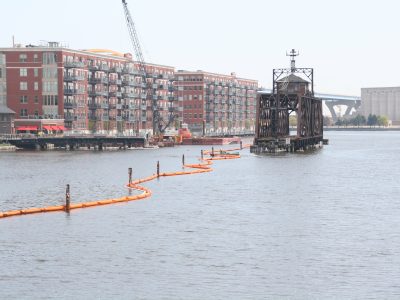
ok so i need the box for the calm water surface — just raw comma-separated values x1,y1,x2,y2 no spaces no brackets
1,132,400,299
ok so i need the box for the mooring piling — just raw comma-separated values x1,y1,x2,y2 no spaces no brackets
128,167,132,185
65,184,71,213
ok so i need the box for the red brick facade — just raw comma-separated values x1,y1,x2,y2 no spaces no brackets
174,71,258,134
0,46,175,135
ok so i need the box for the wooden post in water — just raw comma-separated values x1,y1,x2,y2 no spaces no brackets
157,161,160,178
128,167,132,185
65,184,70,213
201,150,204,160
182,154,185,167
240,141,243,150
211,147,214,157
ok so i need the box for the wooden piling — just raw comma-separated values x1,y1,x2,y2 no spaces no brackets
128,167,132,185
157,161,160,177
182,154,185,167
65,184,70,212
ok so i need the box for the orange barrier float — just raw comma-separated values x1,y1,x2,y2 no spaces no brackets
0,144,250,220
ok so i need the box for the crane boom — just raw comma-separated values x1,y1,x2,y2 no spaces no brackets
121,0,146,76
121,0,176,135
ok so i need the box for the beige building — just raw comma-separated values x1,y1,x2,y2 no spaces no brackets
361,87,400,125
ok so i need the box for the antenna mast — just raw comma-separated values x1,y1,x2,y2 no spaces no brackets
286,49,299,73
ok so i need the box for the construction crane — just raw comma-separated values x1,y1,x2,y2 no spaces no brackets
121,0,176,135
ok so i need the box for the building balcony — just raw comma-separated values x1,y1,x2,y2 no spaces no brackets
116,91,122,98
152,84,158,89
116,103,123,110
141,116,147,122
168,107,175,112
128,104,137,110
88,64,99,71
116,79,122,86
116,116,123,121
141,83,147,88
168,86,175,92
89,77,109,85
141,93,147,100
88,102,100,109
64,89,78,96
101,116,109,121
64,75,85,82
140,105,147,111
89,91,107,97
99,64,110,72
127,116,136,122
111,66,123,73
64,102,77,109
64,61,85,68
64,114,75,121
109,104,116,109
101,103,109,109
168,96,175,101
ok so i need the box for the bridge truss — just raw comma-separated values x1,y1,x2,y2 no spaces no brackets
251,50,325,153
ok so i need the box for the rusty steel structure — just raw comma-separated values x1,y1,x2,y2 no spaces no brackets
251,50,325,153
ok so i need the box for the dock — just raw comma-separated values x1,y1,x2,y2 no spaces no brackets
3,136,146,150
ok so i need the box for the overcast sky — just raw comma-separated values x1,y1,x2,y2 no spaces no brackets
1,0,399,95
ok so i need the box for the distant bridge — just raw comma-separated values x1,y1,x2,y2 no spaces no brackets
258,90,361,120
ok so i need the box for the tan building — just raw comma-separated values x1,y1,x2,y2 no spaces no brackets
361,87,400,125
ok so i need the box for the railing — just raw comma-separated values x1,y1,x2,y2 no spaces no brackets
64,102,77,109
88,103,100,109
64,75,85,82
64,114,75,121
64,89,78,96
64,61,85,68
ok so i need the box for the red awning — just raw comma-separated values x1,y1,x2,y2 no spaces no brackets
43,125,53,131
57,125,66,131
50,126,59,131
17,126,38,131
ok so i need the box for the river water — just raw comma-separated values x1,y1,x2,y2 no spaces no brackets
1,131,400,299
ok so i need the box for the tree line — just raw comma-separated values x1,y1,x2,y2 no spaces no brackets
333,114,389,127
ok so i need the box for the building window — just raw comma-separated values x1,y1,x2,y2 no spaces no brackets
33,54,39,62
20,108,28,117
34,82,39,91
0,68,2,78
34,95,39,104
19,54,27,62
20,95,28,103
34,68,38,77
20,82,28,90
34,110,39,117
20,68,27,76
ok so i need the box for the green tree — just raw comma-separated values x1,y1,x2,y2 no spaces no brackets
377,115,389,127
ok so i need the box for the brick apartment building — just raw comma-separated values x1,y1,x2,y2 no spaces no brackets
174,70,258,134
0,43,175,135
1,43,258,136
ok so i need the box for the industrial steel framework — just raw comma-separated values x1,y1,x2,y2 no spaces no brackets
252,50,324,153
